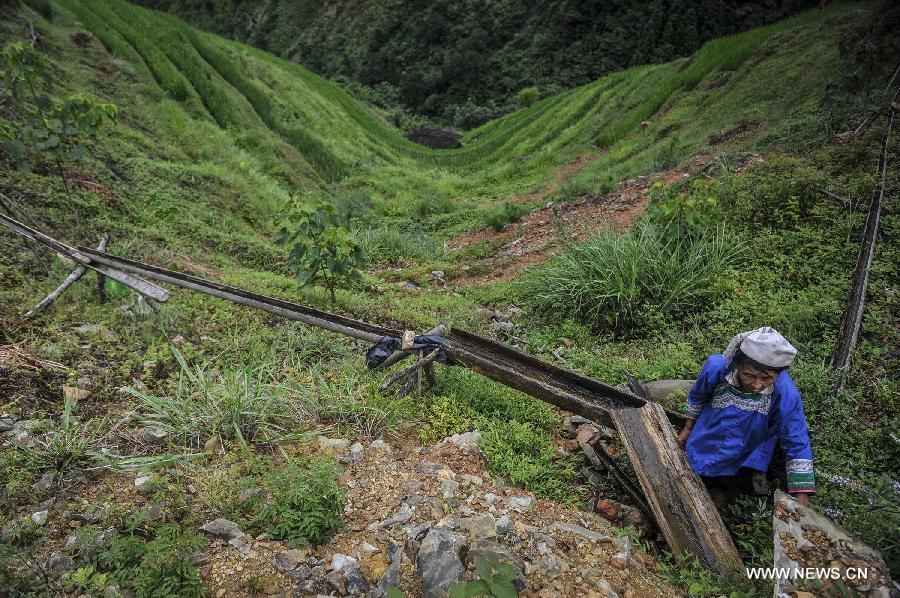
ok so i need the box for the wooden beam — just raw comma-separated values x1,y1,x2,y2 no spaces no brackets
830,86,898,379
610,403,742,570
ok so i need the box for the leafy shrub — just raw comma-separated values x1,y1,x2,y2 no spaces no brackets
410,193,458,218
520,223,741,335
726,157,826,228
485,202,528,231
249,458,344,547
276,193,367,301
515,86,540,108
125,348,293,449
646,178,721,245
95,519,205,598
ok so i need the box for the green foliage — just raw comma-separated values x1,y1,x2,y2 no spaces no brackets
0,41,117,192
658,551,760,597
521,223,741,335
95,520,205,597
124,347,294,448
726,157,826,228
515,86,540,109
248,458,345,547
449,555,518,598
646,178,721,244
277,194,367,301
23,0,53,20
485,202,528,232
66,566,109,596
355,225,444,263
14,398,111,475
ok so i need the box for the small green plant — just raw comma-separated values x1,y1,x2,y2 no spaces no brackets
66,566,109,596
647,178,720,245
125,347,293,449
485,202,528,232
276,193,367,301
515,86,540,108
0,42,117,201
15,397,110,475
449,555,518,598
248,458,345,548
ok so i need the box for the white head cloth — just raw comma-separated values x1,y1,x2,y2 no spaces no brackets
723,327,797,369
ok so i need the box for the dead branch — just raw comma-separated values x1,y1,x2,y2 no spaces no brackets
25,234,109,319
0,341,67,372
379,348,441,393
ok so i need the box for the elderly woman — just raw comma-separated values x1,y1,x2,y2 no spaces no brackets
677,327,815,506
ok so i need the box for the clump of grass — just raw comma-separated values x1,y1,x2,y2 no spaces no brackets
14,398,109,475
410,193,458,218
485,201,528,231
520,223,741,335
355,225,444,263
125,348,296,449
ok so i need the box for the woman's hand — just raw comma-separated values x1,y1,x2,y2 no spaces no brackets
678,419,695,450
793,492,811,507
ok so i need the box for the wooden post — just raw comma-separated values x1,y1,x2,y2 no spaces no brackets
611,403,742,570
25,234,110,319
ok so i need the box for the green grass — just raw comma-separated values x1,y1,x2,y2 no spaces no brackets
0,1,897,593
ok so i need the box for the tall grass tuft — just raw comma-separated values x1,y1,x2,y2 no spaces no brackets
520,223,741,334
23,0,52,20
124,348,295,449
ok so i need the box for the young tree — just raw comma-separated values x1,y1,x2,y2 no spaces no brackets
276,194,367,302
0,42,117,202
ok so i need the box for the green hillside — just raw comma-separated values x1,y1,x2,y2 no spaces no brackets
0,0,897,595
137,0,817,126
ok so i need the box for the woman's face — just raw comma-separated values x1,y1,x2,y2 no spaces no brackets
736,362,778,393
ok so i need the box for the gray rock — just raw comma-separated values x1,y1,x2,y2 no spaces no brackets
550,522,612,543
349,442,365,463
495,515,517,540
537,554,564,577
48,552,74,577
237,486,261,502
146,504,165,521
332,553,357,572
369,503,413,530
459,514,496,542
378,541,404,595
508,495,535,512
326,571,348,595
31,510,48,525
77,527,117,559
583,567,620,596
199,518,243,539
440,431,481,454
441,478,459,498
0,418,13,432
416,527,468,598
133,474,153,495
227,534,256,557
287,565,313,581
274,549,307,572
103,585,121,598
642,379,695,402
317,436,351,451
403,522,431,541
404,280,420,290
346,566,370,595
33,472,55,492
141,427,168,446
609,536,632,570
370,438,391,452
483,493,500,506
431,270,445,280
74,323,102,336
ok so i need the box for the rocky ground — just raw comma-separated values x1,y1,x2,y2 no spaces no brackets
194,432,679,597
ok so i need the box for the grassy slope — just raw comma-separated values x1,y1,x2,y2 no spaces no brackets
0,0,897,592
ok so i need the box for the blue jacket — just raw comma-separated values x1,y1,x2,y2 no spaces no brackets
685,354,815,493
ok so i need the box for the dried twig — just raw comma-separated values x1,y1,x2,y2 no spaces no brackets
25,234,109,319
379,348,441,393
0,341,68,372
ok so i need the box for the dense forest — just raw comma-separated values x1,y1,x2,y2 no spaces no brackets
137,0,818,127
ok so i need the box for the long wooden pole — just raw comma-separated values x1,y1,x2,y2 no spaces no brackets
830,86,898,378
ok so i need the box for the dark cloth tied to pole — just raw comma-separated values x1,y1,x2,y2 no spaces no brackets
365,334,447,369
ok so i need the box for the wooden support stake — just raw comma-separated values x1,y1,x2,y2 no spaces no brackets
579,438,657,530
830,86,898,381
379,348,441,393
611,403,742,570
25,234,109,319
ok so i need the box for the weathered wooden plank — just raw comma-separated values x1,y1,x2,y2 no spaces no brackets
611,403,742,570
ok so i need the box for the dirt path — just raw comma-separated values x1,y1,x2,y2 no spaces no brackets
450,154,732,285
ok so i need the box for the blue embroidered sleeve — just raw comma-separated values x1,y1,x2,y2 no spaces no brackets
771,374,816,493
685,354,727,419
